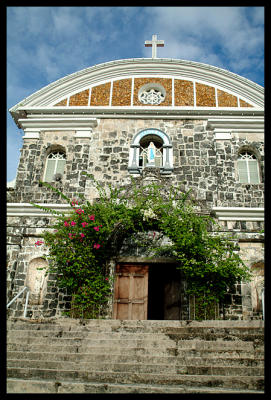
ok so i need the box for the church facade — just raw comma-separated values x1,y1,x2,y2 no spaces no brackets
7,54,264,320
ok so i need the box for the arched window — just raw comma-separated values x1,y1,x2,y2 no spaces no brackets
44,151,66,182
128,129,173,174
237,151,260,184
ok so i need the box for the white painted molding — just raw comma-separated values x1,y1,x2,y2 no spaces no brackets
17,116,98,130
214,131,232,140
7,203,73,217
75,130,92,138
7,203,264,221
22,131,40,139
212,207,264,221
207,117,264,131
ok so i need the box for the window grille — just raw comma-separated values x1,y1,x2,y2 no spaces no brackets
139,89,165,105
44,151,66,182
237,152,260,184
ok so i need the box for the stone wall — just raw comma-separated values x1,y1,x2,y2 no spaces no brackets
7,117,264,320
10,118,264,210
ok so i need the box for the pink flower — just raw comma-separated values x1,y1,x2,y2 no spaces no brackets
76,208,84,215
71,221,76,226
68,233,73,239
35,240,44,247
93,243,101,249
89,215,95,221
80,233,85,238
93,226,100,231
64,221,69,227
105,278,109,281
81,222,88,228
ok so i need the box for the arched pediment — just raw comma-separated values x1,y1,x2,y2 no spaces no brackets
10,59,264,116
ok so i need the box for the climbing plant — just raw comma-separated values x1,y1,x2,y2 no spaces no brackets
33,173,251,319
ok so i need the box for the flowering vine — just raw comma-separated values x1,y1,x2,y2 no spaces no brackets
33,173,251,319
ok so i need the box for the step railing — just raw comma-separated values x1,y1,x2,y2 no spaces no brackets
7,286,30,318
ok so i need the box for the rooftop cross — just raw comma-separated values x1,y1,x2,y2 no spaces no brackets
144,34,164,59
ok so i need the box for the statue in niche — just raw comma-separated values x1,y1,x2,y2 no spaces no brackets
147,142,156,166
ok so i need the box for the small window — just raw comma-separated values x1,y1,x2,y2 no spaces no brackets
44,151,66,182
237,151,260,184
138,83,166,105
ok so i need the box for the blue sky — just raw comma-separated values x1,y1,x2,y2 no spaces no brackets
7,6,264,183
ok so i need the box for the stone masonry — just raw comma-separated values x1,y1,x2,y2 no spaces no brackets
7,117,264,320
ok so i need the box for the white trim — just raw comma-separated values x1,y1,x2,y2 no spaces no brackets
214,131,232,140
7,203,264,221
7,203,73,217
207,117,264,131
172,77,174,106
131,77,134,106
213,207,264,221
22,130,40,139
88,87,91,106
215,87,218,108
109,81,113,107
18,116,98,130
75,130,92,138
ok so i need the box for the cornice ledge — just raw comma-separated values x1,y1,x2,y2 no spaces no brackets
18,116,98,130
7,203,73,217
212,206,264,221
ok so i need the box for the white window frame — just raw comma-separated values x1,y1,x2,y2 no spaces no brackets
43,151,66,182
237,152,260,184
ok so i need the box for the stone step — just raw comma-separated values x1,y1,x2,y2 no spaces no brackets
7,367,264,390
7,359,176,374
6,378,265,394
7,341,263,357
7,351,264,366
7,328,264,342
7,359,264,376
7,335,263,351
6,318,264,332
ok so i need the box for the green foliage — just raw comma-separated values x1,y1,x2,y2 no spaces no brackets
35,174,251,318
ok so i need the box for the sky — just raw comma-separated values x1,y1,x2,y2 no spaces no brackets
7,6,264,183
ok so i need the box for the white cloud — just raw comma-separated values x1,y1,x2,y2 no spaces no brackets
142,6,264,80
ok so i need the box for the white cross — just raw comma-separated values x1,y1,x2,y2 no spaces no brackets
144,34,164,59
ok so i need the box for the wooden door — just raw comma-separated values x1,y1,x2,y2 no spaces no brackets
113,264,149,320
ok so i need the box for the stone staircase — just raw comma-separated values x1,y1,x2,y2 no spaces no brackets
7,318,264,393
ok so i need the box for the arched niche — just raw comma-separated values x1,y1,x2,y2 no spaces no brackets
26,258,48,305
250,260,264,314
128,128,173,174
